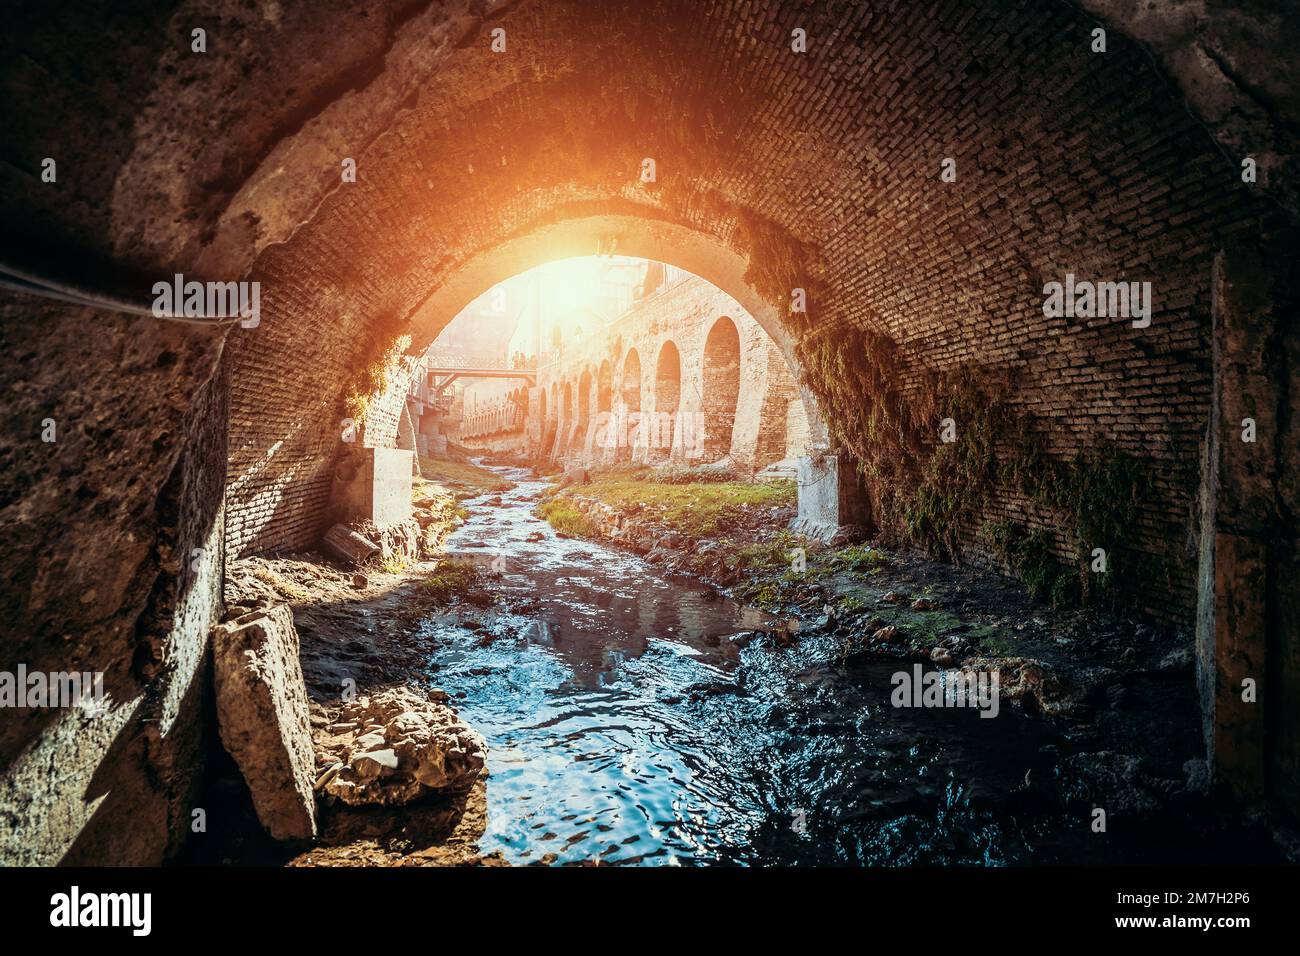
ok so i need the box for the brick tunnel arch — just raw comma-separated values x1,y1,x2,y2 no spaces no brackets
700,316,742,463
399,214,831,452
4,0,1300,866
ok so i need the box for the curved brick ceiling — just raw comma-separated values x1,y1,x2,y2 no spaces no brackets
216,0,1281,392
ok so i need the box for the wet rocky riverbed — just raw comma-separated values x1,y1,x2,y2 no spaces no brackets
419,467,1281,866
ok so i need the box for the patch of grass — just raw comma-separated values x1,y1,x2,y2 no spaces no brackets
417,457,513,499
724,531,804,575
562,472,796,540
537,498,598,537
416,558,487,606
732,578,784,611
828,544,889,574
977,632,1019,657
378,554,409,575
904,608,964,644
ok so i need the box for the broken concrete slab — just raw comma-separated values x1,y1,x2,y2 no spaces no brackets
322,524,381,567
213,605,318,841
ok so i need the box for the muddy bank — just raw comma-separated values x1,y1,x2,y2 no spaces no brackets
188,479,515,867
189,462,1289,865
539,475,1292,854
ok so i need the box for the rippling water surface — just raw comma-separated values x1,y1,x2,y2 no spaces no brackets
422,467,1243,866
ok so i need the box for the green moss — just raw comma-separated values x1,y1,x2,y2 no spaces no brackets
828,544,889,574
537,498,598,537
415,557,487,606
554,472,796,540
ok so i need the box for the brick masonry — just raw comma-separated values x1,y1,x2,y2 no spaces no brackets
212,1,1287,626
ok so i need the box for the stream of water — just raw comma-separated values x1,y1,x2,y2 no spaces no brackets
422,466,1258,866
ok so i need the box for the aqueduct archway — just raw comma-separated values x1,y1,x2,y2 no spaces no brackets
2,0,1297,866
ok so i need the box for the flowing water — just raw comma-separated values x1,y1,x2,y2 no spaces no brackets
422,466,1265,866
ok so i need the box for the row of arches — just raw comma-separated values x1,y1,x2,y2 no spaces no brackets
537,314,777,469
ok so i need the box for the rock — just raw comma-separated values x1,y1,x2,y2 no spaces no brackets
351,573,368,589
319,686,486,806
354,518,422,564
1057,751,1165,818
911,597,934,610
881,591,904,604
322,525,381,567
314,762,344,791
930,646,955,667
352,748,399,780
561,465,590,487
871,625,899,642
958,655,1086,717
213,605,318,840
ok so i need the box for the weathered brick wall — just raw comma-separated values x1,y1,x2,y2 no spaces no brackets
209,0,1282,622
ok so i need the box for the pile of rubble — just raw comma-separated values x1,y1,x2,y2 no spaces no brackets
313,686,487,806
212,603,487,844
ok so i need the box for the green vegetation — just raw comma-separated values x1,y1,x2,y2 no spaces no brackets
795,326,1149,609
415,558,489,606
537,498,599,537
642,464,743,484
344,329,411,425
547,470,796,540
722,537,890,612
723,531,804,575
829,544,889,575
417,456,513,499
